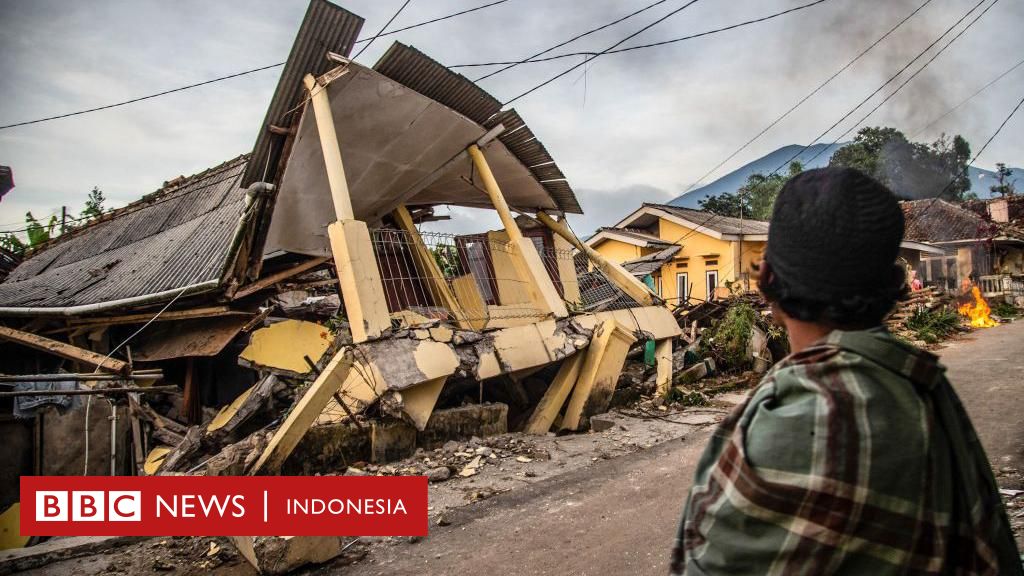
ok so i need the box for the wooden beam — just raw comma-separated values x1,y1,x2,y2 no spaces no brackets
524,353,584,435
0,325,127,374
392,205,474,330
182,358,200,425
66,306,243,329
232,257,329,300
251,349,354,475
535,210,658,307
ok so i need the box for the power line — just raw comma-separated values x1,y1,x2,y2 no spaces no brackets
456,0,833,70
502,0,704,107
910,56,1024,139
798,0,999,168
768,0,992,175
0,0,508,131
352,0,413,61
471,0,672,82
676,0,933,197
354,0,510,44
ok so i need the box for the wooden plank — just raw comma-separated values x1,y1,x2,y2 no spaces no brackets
231,257,329,300
524,353,584,435
0,325,127,374
182,358,200,425
66,306,241,329
392,205,474,330
561,320,637,431
251,349,354,475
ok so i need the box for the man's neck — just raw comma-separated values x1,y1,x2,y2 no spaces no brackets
784,318,833,354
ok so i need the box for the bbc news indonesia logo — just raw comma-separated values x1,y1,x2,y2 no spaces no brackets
21,476,427,537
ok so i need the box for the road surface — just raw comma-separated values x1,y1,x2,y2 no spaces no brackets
346,321,1024,575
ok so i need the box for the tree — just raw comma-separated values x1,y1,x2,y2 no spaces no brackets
698,161,803,221
829,126,972,200
81,186,105,220
24,212,58,246
990,163,1016,196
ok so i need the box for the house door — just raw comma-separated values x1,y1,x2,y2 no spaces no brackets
706,270,719,301
676,272,688,304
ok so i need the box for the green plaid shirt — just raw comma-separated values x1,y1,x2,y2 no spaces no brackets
672,329,1021,575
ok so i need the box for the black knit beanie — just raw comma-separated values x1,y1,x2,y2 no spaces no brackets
765,167,905,301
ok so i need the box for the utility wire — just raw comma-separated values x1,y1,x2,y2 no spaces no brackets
676,0,933,197
351,0,413,61
0,0,506,131
797,0,999,168
768,0,992,175
457,0,833,69
502,0,704,107
472,0,672,82
910,56,1024,139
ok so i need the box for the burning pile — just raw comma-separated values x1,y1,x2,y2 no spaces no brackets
958,286,998,328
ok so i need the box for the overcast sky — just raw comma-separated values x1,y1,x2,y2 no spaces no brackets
1,0,1022,239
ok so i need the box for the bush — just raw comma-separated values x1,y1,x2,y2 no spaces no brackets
700,302,758,370
992,300,1019,318
905,307,960,344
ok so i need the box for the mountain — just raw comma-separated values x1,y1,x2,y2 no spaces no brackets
670,144,1021,208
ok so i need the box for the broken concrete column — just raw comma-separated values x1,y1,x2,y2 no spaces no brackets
673,358,715,386
370,420,417,463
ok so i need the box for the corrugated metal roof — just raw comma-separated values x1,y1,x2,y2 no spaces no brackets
0,156,252,310
622,245,681,278
373,43,581,214
242,0,364,187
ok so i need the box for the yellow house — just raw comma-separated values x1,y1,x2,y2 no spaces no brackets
586,203,768,306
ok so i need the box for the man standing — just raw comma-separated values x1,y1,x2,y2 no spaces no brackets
671,168,1021,575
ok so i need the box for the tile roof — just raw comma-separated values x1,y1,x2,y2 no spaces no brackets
643,203,769,235
0,155,253,310
900,199,1000,243
593,227,673,247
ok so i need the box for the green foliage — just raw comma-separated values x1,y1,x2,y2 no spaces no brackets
700,302,758,370
829,127,972,200
0,233,25,253
990,163,1016,197
431,245,460,278
905,307,960,344
992,299,1019,318
698,162,802,220
24,212,57,247
81,186,105,220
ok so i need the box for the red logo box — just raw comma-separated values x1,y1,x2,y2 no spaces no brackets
21,476,427,537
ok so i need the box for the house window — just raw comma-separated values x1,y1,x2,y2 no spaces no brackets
655,275,662,297
705,260,718,266
675,262,687,268
706,270,719,301
676,272,689,304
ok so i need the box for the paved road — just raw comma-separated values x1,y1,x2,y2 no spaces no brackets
346,321,1024,575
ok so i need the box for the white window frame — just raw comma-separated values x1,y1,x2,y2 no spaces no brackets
706,270,719,301
676,272,689,304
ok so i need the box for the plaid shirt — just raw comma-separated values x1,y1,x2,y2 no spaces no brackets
672,329,1022,575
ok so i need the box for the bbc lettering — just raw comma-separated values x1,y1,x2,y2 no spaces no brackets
35,491,141,522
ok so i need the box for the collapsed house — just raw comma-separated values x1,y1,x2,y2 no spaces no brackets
0,1,680,570
902,198,1024,303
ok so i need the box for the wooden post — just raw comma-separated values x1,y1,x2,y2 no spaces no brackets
183,358,200,425
535,211,658,307
467,145,567,319
392,205,474,330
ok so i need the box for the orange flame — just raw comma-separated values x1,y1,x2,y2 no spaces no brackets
958,286,998,328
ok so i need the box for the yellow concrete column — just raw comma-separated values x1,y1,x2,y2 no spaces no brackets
304,73,353,221
467,145,567,319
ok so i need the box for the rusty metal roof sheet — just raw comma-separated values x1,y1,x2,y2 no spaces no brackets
242,0,364,187
0,156,251,311
374,43,580,214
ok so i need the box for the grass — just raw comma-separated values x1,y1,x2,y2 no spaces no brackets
905,307,961,344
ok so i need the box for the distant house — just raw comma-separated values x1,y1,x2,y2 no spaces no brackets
586,203,768,306
901,198,1024,296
